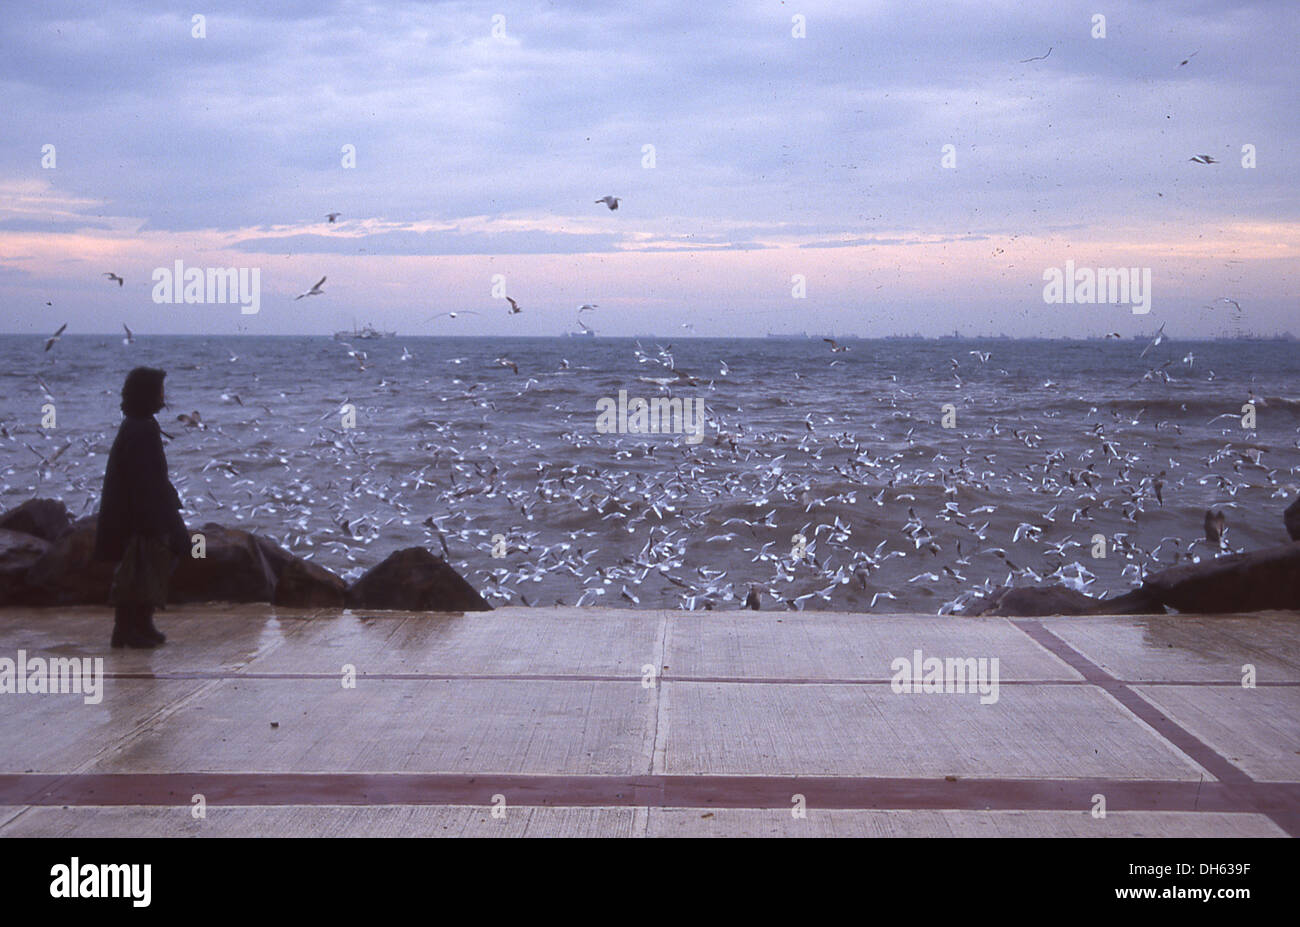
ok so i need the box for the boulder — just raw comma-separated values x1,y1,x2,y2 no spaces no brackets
273,555,347,608
1137,541,1300,613
974,584,1101,617
346,547,491,612
0,498,72,543
193,530,345,607
1286,498,1300,542
0,529,51,605
973,583,1162,617
1095,587,1165,615
253,535,347,607
25,516,115,605
170,523,279,603
4,514,352,610
253,535,298,577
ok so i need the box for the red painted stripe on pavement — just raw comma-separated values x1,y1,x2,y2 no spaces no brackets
2,772,1297,815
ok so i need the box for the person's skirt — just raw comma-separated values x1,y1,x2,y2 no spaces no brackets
109,535,176,607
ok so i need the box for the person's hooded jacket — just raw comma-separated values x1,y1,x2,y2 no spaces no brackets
93,367,189,562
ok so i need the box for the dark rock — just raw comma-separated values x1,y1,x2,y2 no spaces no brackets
1096,587,1165,615
972,581,1168,617
7,514,350,610
246,533,346,606
252,535,298,578
1138,541,1300,613
25,516,115,605
1286,498,1300,541
0,498,72,543
169,523,278,603
273,556,347,608
0,529,51,605
346,547,491,612
974,584,1102,617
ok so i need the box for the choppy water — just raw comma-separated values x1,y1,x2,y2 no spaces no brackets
2,334,1298,612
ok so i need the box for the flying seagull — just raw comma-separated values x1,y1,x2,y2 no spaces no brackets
44,323,67,352
295,276,326,300
326,213,341,223
595,196,620,210
1178,50,1198,67
1139,322,1166,358
505,296,521,314
122,323,134,345
1189,154,1218,164
823,338,848,353
578,303,598,313
103,272,124,286
426,311,481,321
1020,47,1051,63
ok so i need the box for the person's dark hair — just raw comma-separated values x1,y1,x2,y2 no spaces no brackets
120,367,167,417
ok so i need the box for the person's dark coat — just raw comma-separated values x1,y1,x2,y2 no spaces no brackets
93,369,189,563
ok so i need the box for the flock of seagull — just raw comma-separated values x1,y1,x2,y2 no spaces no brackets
12,321,1297,613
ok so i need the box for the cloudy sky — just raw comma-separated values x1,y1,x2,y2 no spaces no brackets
1,0,1295,337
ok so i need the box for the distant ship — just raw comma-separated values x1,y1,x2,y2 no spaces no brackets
566,329,595,338
333,323,395,341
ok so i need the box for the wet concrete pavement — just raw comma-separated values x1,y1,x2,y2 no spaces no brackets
0,605,1296,837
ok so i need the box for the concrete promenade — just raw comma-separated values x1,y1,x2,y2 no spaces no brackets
0,605,1296,837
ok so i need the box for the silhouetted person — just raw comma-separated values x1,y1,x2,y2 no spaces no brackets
94,367,189,648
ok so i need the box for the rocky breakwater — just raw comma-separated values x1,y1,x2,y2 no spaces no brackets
0,499,491,612
976,502,1300,617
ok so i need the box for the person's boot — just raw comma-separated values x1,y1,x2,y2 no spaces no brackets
138,605,166,645
110,604,161,649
